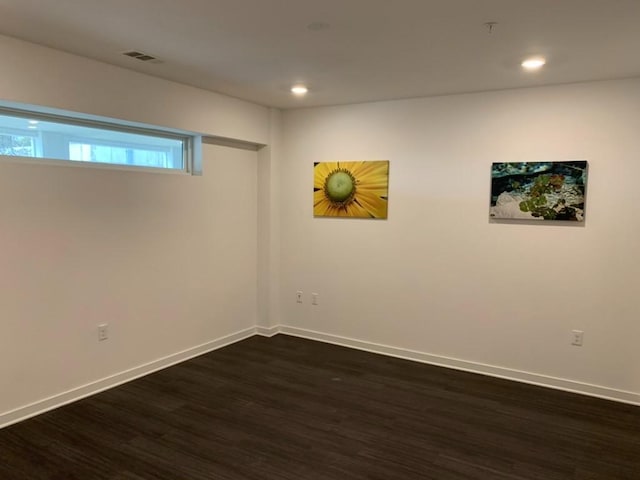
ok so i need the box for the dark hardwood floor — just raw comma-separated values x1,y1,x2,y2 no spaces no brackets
1,334,638,479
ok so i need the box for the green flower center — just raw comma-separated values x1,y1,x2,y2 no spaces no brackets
325,169,356,204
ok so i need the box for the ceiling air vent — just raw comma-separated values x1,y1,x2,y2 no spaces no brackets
122,50,162,63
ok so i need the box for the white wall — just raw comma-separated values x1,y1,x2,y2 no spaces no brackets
0,34,269,143
257,108,283,331
0,144,258,423
279,78,640,403
0,35,267,426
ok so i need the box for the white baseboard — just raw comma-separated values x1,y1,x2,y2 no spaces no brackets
0,327,256,429
277,325,640,406
255,325,280,337
3,323,638,430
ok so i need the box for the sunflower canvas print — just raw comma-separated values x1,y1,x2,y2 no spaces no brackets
314,161,389,218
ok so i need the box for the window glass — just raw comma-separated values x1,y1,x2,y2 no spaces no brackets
0,110,189,171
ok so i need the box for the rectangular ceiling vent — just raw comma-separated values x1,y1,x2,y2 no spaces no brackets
122,50,162,63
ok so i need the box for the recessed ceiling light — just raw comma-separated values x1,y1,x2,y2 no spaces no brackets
521,57,546,70
291,85,309,96
28,120,39,125
28,125,37,129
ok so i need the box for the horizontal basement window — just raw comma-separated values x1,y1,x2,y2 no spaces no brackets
0,106,197,173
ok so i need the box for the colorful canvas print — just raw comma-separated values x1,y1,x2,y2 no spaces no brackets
314,160,389,218
490,161,588,221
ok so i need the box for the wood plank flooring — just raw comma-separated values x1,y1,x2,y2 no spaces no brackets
1,334,638,479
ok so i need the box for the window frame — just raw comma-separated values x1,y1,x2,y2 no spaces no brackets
0,105,198,174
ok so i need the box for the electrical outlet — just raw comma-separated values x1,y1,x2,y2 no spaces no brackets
98,323,109,341
296,291,303,303
312,293,319,305
571,330,584,346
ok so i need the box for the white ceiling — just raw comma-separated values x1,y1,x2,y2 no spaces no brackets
0,0,639,109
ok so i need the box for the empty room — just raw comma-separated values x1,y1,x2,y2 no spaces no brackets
0,1,639,479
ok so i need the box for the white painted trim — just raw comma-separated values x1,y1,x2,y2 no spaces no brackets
0,154,190,176
255,325,281,337
0,327,256,429
3,323,637,430
277,325,640,406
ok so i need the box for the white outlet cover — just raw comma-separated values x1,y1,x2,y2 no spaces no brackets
98,324,109,341
571,330,584,346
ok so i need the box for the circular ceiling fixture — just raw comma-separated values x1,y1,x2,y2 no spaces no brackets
291,85,309,96
521,57,546,70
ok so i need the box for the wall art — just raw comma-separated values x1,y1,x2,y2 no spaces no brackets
490,161,588,221
314,160,389,219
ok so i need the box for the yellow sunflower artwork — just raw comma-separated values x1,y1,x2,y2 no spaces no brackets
313,160,389,218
